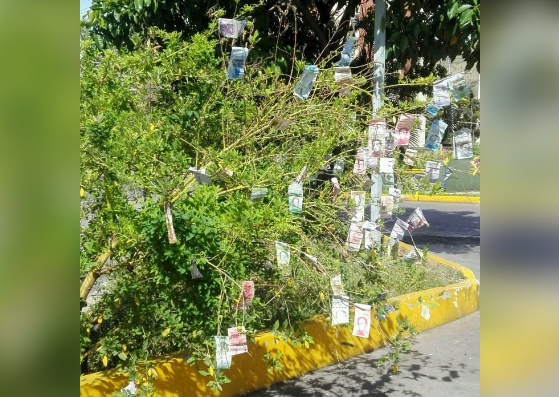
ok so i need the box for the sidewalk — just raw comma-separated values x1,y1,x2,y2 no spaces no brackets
246,312,479,397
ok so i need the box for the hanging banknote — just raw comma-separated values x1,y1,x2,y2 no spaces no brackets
379,157,395,173
226,47,249,80
218,18,247,38
368,119,387,158
390,218,409,240
406,207,429,231
388,187,402,202
334,66,352,85
350,191,365,222
352,303,372,338
447,72,471,101
275,241,291,268
453,127,474,159
393,114,416,146
353,147,366,174
330,274,344,296
164,202,177,244
403,148,417,166
380,195,394,219
333,158,345,177
425,119,448,150
288,182,303,213
236,281,255,310
363,220,382,250
409,115,426,148
188,166,212,184
250,187,268,203
331,177,341,201
214,335,232,369
425,161,441,183
346,222,363,251
271,117,291,130
293,65,319,99
227,326,248,356
432,78,451,107
426,103,442,118
335,36,356,67
332,295,350,325
370,172,383,204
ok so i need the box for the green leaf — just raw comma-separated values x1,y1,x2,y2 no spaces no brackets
273,320,279,331
456,4,472,13
118,352,127,360
400,36,409,54
448,2,459,19
341,341,354,347
199,370,210,377
459,9,474,28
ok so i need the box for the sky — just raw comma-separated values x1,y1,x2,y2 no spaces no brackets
80,0,92,17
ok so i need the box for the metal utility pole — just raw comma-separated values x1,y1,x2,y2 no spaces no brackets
372,0,385,117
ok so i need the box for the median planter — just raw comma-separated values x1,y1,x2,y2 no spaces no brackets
80,244,479,397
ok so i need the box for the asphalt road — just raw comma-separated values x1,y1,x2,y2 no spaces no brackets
246,202,480,397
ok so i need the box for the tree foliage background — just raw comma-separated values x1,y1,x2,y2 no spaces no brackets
80,1,479,392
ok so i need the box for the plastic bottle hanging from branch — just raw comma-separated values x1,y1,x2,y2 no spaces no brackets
164,201,177,244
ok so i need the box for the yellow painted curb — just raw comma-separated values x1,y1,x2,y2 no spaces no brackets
80,245,480,397
403,194,480,204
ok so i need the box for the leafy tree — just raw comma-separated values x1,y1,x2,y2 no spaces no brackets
82,0,479,73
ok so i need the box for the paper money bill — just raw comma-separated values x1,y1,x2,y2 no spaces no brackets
352,303,371,338
403,148,417,166
432,79,451,107
346,221,363,251
380,195,394,219
388,186,402,202
353,147,366,174
363,220,382,250
350,191,365,222
250,187,268,203
188,166,212,184
425,161,441,183
370,172,383,204
333,158,345,177
288,182,303,213
226,47,249,80
236,281,255,310
330,274,344,296
447,72,471,101
379,157,395,173
368,119,387,158
214,335,232,369
425,119,448,150
393,114,416,145
275,241,290,268
218,18,247,38
164,202,177,244
426,102,442,118
335,36,356,67
331,177,341,201
406,207,429,231
293,65,319,99
332,295,350,325
271,117,291,130
453,127,474,159
227,326,248,356
390,218,409,240
120,381,137,396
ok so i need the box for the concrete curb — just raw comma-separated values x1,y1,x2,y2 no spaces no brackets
80,245,480,397
403,194,480,204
